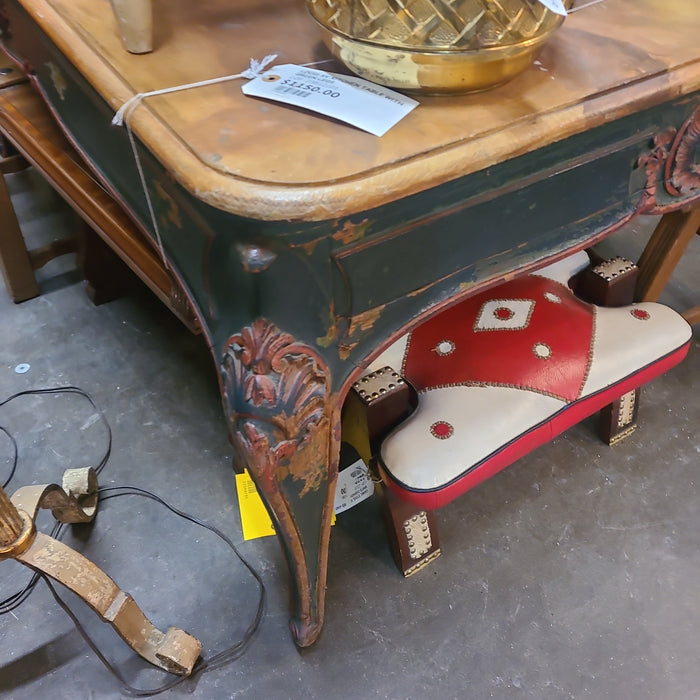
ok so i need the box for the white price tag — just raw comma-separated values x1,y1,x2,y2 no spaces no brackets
334,459,374,514
536,0,568,15
242,64,418,137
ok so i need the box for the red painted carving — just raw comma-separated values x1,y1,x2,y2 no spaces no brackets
637,105,700,212
666,107,700,196
221,319,331,496
220,319,337,647
636,127,675,212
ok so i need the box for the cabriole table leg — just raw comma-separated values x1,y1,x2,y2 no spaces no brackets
219,318,340,647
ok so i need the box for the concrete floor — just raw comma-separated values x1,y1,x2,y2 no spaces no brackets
0,168,698,700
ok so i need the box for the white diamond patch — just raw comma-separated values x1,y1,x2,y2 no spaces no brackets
474,299,535,331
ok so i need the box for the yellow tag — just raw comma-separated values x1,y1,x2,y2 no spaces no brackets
235,470,276,540
236,469,335,541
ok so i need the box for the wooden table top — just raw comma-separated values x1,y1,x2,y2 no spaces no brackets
20,0,700,220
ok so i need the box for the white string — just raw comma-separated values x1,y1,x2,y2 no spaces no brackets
124,123,166,261
568,0,605,12
112,54,277,126
111,55,277,267
300,59,337,68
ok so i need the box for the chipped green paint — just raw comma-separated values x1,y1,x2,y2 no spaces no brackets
332,218,370,246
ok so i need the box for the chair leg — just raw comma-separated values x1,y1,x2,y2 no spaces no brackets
636,208,700,302
79,224,139,305
0,169,39,302
681,304,700,326
598,388,640,446
379,483,441,577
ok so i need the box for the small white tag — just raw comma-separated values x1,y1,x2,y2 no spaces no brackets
536,0,568,15
334,459,374,514
242,64,418,137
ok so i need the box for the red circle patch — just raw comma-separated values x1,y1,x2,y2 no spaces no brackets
430,421,454,440
631,308,650,321
494,306,515,321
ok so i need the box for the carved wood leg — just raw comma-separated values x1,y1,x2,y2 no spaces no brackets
220,319,339,647
635,207,700,302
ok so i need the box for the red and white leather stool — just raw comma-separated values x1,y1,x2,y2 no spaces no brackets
342,251,692,576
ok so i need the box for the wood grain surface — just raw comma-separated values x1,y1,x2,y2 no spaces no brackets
0,80,198,329
16,0,700,219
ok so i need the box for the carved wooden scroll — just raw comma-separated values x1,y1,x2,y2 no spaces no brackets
638,104,700,214
666,106,700,197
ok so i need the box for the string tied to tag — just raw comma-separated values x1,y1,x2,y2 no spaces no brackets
112,54,277,126
110,54,277,265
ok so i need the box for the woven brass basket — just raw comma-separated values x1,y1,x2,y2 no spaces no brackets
306,0,571,93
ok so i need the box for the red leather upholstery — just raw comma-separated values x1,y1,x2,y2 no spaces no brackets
365,252,692,510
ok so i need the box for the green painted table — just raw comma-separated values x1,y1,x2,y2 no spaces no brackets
1,0,699,647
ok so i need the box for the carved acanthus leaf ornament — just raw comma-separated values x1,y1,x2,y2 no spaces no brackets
638,104,700,212
221,319,331,496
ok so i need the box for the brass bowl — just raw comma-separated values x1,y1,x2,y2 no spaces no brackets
306,0,570,94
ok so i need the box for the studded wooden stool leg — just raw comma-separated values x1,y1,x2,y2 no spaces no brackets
598,388,640,445
576,255,647,446
378,482,441,577
342,366,441,575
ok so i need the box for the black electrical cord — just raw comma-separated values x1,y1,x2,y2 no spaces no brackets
0,521,64,615
0,385,112,487
40,485,266,697
0,387,266,696
95,486,266,694
1,386,110,612
0,425,18,489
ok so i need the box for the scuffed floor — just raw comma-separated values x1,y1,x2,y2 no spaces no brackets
1,168,698,699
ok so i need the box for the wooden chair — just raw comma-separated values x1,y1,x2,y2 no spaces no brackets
635,207,700,326
0,60,46,302
0,58,198,331
342,252,692,576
